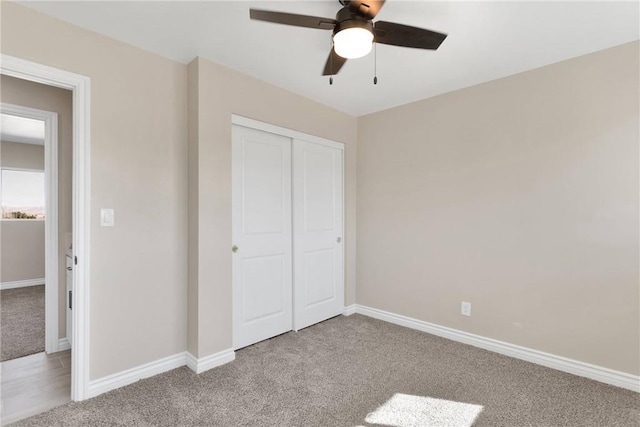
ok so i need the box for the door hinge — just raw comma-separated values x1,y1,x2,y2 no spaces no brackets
74,256,78,265
69,290,72,310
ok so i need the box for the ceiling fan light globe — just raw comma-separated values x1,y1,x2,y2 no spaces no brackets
333,27,373,59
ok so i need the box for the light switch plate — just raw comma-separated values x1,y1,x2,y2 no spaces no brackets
461,301,471,317
100,209,115,227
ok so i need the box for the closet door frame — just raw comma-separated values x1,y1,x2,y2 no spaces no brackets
231,114,345,336
232,116,345,152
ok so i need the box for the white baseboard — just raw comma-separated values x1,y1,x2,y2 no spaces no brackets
355,304,640,393
1,278,45,290
87,352,188,399
186,349,235,374
58,337,70,351
86,347,236,399
342,304,357,316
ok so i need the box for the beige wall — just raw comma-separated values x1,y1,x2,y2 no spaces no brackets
188,58,357,357
357,41,640,375
1,141,46,284
1,2,188,380
1,141,44,170
1,76,72,339
1,221,45,283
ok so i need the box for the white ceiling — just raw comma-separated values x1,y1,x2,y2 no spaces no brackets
21,1,639,116
0,114,45,145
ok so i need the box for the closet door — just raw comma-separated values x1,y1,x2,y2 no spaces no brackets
293,139,344,330
232,125,292,349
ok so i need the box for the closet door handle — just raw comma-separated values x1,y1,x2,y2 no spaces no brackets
336,237,342,243
232,245,238,253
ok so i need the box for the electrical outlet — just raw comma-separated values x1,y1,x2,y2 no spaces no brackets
461,301,471,317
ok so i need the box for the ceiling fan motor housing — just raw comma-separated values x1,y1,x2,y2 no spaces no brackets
333,7,374,37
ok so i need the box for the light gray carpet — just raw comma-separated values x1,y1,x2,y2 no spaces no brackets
14,314,640,426
1,285,45,362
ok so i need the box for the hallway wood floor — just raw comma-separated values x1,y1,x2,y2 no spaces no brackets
0,351,70,425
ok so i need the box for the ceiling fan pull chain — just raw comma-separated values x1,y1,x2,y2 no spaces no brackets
330,40,334,85
373,42,378,85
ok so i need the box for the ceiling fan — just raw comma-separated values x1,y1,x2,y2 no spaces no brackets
249,0,447,80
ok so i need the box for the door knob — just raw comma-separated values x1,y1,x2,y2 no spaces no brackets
232,245,238,253
337,237,342,243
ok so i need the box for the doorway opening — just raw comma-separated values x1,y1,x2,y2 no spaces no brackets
0,104,61,361
0,54,91,423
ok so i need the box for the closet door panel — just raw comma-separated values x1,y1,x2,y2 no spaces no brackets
232,125,292,349
293,139,344,330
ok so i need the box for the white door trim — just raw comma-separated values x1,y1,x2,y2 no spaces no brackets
1,54,92,401
231,115,345,151
0,102,59,355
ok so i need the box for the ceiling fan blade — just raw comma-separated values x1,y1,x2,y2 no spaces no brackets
374,21,447,50
348,0,386,20
250,9,336,30
322,48,347,76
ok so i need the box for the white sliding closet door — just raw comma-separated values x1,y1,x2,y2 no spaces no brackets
293,139,344,330
232,125,292,349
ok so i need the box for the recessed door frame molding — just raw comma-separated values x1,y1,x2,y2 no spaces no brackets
1,54,92,402
0,102,59,355
231,115,345,151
